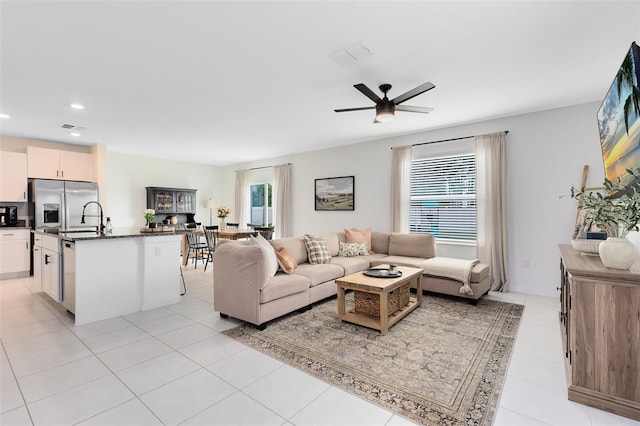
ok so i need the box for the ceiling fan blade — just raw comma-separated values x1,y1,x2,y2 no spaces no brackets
392,82,435,105
395,105,434,114
334,106,375,113
354,83,382,104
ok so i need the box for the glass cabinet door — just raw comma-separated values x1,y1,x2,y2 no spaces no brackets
155,191,174,213
176,191,194,213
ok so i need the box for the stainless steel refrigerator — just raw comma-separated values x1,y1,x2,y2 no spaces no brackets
30,179,100,232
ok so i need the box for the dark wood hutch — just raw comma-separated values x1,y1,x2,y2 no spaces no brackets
146,187,198,224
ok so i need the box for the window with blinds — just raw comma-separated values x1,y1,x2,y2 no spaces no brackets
410,153,476,242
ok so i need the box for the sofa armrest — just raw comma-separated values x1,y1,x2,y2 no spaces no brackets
213,242,271,324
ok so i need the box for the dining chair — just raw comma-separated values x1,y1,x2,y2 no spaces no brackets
203,225,219,271
184,223,207,268
226,222,239,229
254,226,274,240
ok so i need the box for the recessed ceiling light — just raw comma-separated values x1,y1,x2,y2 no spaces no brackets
0,113,10,119
70,104,85,110
70,132,81,137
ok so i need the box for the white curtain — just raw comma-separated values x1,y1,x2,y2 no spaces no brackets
390,145,412,233
476,132,509,292
234,169,250,226
273,163,292,238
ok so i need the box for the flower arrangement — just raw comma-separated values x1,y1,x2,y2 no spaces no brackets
144,208,155,224
571,167,640,238
216,206,232,219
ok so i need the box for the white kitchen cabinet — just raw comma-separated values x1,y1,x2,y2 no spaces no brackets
41,247,60,301
0,229,30,277
0,151,28,202
39,233,61,301
33,235,42,288
27,147,94,182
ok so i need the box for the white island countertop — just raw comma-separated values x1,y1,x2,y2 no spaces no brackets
33,228,183,325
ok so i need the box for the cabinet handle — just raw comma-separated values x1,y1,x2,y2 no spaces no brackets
61,170,64,178
45,254,50,265
57,170,59,177
23,191,26,200
2,233,15,236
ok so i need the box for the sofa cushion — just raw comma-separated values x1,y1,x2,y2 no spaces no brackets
275,247,297,274
260,273,310,303
270,236,308,265
337,241,368,257
308,232,340,257
421,257,490,284
303,235,332,264
330,256,370,275
251,233,278,278
344,228,372,252
294,263,344,287
371,256,426,269
388,233,436,259
371,231,390,254
359,252,388,263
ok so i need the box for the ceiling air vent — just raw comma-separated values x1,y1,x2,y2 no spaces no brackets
61,124,87,131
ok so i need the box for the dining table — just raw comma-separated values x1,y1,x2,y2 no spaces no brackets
178,227,258,266
217,228,257,240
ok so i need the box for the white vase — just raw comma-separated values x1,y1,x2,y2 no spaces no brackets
219,219,226,230
598,237,637,269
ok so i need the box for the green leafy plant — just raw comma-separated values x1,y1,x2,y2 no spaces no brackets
571,167,640,238
144,208,155,224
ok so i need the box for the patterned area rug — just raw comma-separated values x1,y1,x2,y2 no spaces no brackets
224,294,524,425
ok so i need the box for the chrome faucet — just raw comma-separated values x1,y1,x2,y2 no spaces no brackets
81,201,105,233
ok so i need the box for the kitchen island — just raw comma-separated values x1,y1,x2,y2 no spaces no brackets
33,228,182,325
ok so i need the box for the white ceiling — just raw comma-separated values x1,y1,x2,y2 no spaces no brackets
1,1,639,166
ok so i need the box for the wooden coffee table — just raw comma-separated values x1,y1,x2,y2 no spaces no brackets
336,265,423,335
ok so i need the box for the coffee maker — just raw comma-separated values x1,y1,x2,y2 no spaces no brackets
0,206,18,226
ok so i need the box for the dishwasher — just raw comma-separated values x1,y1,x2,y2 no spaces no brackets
62,241,76,314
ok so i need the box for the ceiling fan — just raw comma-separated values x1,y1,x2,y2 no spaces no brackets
334,82,435,123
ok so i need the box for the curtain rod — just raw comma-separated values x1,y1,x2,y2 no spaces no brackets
244,162,292,171
393,130,509,149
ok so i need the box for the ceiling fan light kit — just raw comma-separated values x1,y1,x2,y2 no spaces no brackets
335,82,435,123
375,102,395,123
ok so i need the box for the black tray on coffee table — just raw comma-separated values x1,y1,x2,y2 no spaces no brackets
362,268,403,278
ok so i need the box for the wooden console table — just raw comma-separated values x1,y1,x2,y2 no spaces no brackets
558,244,640,421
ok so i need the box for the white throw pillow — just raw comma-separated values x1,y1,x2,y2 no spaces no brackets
251,233,279,278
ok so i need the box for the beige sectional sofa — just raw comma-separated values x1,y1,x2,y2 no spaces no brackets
213,230,491,328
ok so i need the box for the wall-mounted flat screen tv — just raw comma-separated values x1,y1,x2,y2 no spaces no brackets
597,41,640,188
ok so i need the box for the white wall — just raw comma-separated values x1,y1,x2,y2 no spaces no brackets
107,152,221,228
221,101,605,297
0,102,613,298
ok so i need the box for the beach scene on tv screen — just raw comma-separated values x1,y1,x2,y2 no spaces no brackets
598,45,640,187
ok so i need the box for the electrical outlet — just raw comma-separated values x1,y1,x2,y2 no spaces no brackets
155,247,162,257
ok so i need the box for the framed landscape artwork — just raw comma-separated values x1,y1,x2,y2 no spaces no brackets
315,176,354,211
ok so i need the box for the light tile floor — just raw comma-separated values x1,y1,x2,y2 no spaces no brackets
1,265,637,426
